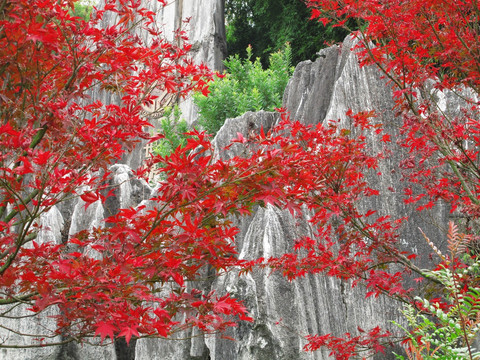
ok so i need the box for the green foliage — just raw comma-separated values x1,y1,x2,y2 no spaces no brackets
194,44,294,135
72,1,92,21
152,106,190,160
393,262,480,360
225,0,352,66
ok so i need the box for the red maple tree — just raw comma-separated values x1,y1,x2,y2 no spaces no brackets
277,0,480,358
0,0,382,350
0,0,225,347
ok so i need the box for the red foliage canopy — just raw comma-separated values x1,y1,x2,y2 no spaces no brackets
0,0,388,349
300,0,480,357
2,0,480,358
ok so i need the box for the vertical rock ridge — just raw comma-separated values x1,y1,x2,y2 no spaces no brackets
196,35,451,360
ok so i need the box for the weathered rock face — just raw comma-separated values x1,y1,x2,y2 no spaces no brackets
284,35,451,255
139,0,226,71
91,0,227,171
139,0,227,125
193,39,408,359
134,36,451,359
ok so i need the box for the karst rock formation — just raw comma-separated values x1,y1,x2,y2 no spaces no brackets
134,35,453,360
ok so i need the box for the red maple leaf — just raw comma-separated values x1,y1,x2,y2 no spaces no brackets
95,322,116,343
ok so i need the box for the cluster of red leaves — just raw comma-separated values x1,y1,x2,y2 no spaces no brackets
0,2,389,342
0,0,216,346
0,4,409,342
265,113,406,295
0,42,403,344
65,114,389,342
304,326,392,360
0,0,211,221
305,0,480,217
307,0,480,90
301,0,480,357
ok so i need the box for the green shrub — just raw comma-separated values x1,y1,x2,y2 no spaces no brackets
194,44,294,135
72,1,93,21
152,106,189,160
393,224,480,360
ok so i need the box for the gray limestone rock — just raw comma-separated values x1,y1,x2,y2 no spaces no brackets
104,164,152,218
212,111,280,161
91,0,227,171
69,190,105,237
0,207,64,360
157,0,227,125
133,0,226,128
150,36,451,359
283,44,341,125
